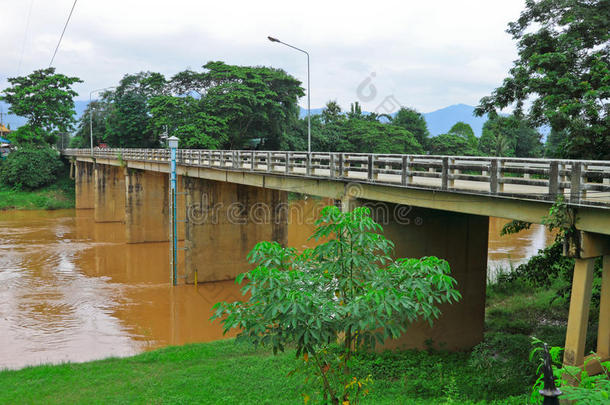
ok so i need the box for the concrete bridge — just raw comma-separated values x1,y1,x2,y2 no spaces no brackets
63,148,610,372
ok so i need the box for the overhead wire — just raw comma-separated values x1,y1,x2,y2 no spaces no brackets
49,0,78,68
17,0,35,75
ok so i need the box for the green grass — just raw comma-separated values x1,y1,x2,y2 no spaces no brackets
0,338,529,405
0,175,74,210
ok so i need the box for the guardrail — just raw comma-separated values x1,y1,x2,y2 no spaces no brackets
63,148,610,207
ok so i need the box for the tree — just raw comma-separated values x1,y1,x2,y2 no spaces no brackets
212,206,461,404
479,115,543,157
0,68,82,145
183,62,304,150
103,71,167,148
475,0,610,159
392,107,430,149
341,118,423,154
448,122,479,152
148,95,227,149
428,133,479,156
322,100,343,124
70,100,111,148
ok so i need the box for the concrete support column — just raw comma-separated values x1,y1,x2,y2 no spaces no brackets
597,255,610,360
563,257,596,366
94,164,126,223
75,160,95,209
184,177,288,283
563,232,610,373
125,169,169,243
362,202,489,351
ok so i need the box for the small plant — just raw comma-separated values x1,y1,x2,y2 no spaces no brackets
542,196,580,257
212,206,461,404
530,338,610,404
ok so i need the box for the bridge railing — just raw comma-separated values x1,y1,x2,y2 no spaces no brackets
63,148,610,207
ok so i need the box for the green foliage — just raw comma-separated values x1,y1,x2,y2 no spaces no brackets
193,61,304,149
530,339,610,405
476,0,610,159
70,100,112,148
500,220,532,236
0,145,63,190
479,115,543,157
212,206,460,404
428,133,479,156
0,68,82,145
103,71,167,148
148,95,227,149
392,107,430,149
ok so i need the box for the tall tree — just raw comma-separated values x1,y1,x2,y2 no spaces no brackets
392,107,430,149
191,61,304,149
70,100,111,148
428,133,479,156
479,114,543,157
321,100,343,124
448,121,479,152
104,72,167,148
1,68,82,145
475,0,610,159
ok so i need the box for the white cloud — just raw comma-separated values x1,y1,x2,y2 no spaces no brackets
0,0,526,112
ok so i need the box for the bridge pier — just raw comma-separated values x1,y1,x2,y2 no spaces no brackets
125,169,170,243
75,161,95,209
94,165,126,222
563,232,610,374
345,197,489,350
183,178,288,283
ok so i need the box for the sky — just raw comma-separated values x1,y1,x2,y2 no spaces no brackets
0,0,526,114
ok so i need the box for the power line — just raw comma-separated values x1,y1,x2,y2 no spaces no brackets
17,0,35,75
49,0,78,68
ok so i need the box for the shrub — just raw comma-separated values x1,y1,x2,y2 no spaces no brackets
212,206,461,404
0,145,63,189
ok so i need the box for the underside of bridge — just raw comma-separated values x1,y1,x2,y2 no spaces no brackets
73,158,610,366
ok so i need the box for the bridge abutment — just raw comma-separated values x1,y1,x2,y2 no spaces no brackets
94,165,126,222
350,198,489,351
183,178,288,283
75,161,95,209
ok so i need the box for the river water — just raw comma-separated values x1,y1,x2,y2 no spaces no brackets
0,203,553,370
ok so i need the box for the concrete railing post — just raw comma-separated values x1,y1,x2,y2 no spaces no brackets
441,157,449,190
367,155,374,181
250,151,255,171
306,152,311,176
549,161,560,200
570,162,583,204
490,159,499,194
285,152,290,174
338,154,344,178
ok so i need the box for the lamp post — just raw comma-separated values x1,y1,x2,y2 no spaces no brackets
89,86,116,156
268,36,311,153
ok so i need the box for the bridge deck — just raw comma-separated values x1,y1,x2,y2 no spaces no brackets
64,148,610,235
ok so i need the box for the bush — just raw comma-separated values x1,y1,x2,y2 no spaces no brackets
0,145,63,190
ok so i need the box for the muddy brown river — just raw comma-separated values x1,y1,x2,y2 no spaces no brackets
0,202,552,370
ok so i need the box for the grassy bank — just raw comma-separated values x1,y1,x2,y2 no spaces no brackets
0,175,74,210
1,279,594,405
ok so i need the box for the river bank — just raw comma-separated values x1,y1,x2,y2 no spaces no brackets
0,176,74,210
0,280,591,404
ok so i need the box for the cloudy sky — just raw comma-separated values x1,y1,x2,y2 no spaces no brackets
0,0,525,113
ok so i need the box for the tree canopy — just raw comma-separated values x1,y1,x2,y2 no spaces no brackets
1,68,82,145
475,0,610,159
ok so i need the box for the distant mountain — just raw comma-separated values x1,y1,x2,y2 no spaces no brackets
422,104,488,137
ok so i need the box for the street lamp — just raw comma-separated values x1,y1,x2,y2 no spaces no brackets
268,36,311,153
89,86,116,156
